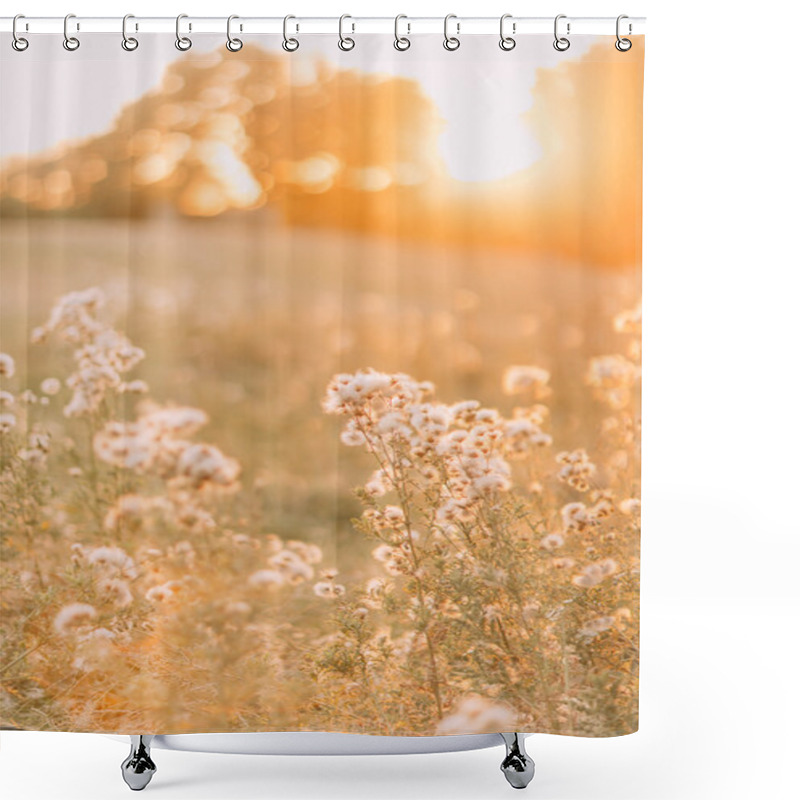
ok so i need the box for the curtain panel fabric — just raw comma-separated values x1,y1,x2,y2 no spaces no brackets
0,32,643,737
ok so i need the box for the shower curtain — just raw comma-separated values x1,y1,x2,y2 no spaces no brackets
0,28,643,739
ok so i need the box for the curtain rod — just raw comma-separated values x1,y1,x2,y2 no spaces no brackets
1,16,646,36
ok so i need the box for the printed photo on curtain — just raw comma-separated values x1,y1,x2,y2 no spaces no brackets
0,28,643,740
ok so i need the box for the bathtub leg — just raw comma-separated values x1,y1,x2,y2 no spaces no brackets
500,733,535,789
121,735,157,791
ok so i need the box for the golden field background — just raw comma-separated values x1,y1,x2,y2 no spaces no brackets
0,38,643,268
0,40,642,737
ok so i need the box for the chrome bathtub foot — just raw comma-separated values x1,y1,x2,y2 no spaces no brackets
500,733,535,789
121,735,157,791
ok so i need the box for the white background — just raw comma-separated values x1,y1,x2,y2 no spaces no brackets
1,1,799,799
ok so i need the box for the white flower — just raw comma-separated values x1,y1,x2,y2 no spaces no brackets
247,569,285,589
436,696,517,735
0,413,16,434
268,549,313,583
383,505,405,526
363,577,388,609
319,567,339,580
87,546,138,579
71,628,116,672
572,558,618,588
142,405,208,438
561,502,594,531
556,449,597,491
586,355,640,408
375,412,412,438
364,469,391,497
96,577,134,607
53,603,97,635
372,544,397,563
322,370,391,412
40,378,61,396
176,443,240,488
613,304,642,335
35,287,105,342
29,433,50,457
313,581,345,599
285,540,323,564
586,355,639,388
119,379,149,394
540,533,564,550
0,353,15,378
619,498,641,517
93,423,154,471
322,370,427,414
33,290,149,418
502,365,550,395
103,494,151,531
145,581,182,603
472,470,511,493
340,426,367,446
372,544,406,575
468,456,512,495
366,577,387,595
18,447,46,466
64,392,91,417
503,417,553,454
409,403,452,434
450,400,480,422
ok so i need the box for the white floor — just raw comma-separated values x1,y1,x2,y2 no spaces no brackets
2,599,797,800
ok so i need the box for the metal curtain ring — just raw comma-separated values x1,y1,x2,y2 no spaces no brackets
12,14,29,51
499,14,515,51
553,14,570,51
122,14,139,51
616,14,632,51
283,15,299,51
176,14,192,51
63,13,80,51
394,14,410,50
443,14,460,51
226,15,243,51
338,14,355,51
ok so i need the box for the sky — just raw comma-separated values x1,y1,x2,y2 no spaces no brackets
0,33,595,182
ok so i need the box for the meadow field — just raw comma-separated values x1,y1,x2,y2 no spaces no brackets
0,217,640,736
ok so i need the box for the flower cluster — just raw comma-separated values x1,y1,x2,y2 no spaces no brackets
0,354,16,434
1,286,640,739
94,402,240,491
315,356,639,737
556,448,597,491
501,365,551,397
586,355,640,409
31,288,146,417
586,303,642,410
323,368,553,533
